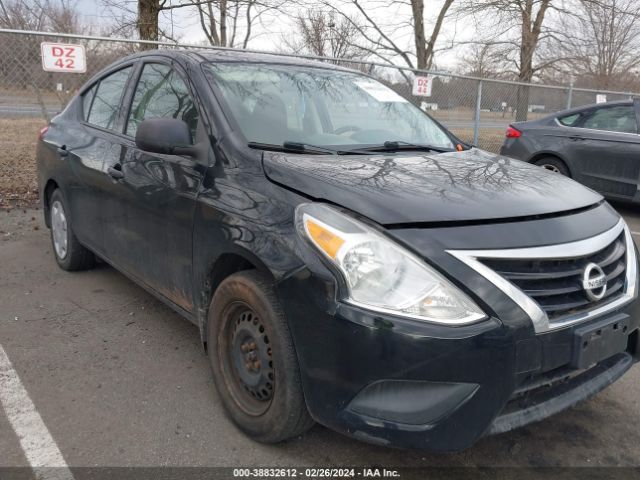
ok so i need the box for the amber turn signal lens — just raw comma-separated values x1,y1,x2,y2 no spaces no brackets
305,219,345,259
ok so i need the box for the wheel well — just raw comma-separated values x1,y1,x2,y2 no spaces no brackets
529,153,571,176
200,253,270,351
43,180,59,228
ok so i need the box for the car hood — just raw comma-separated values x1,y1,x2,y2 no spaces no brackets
262,148,603,225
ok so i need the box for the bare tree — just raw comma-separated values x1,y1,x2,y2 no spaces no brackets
410,0,455,70
194,0,287,48
317,0,457,70
101,1,287,49
281,9,364,60
460,0,559,120
460,43,509,77
0,0,76,30
553,0,640,90
101,1,209,46
137,0,161,43
0,0,89,119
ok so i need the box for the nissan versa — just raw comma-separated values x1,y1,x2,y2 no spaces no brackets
36,50,640,451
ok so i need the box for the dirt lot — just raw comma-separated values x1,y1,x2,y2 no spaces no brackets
1,207,640,476
0,118,45,208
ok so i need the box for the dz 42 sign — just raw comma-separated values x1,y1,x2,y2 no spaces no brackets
41,42,86,73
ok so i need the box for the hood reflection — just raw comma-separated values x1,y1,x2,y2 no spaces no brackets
263,149,603,224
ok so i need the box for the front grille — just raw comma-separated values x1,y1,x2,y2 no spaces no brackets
480,232,627,320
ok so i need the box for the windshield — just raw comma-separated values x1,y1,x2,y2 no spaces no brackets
205,63,455,150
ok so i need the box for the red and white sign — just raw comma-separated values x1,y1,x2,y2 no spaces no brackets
40,42,86,73
412,75,433,97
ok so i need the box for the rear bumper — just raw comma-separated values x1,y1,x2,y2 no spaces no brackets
499,138,529,161
277,268,640,451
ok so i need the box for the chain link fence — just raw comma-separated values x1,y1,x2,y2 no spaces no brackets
1,28,638,207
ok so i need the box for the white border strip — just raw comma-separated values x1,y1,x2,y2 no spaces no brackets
0,344,74,479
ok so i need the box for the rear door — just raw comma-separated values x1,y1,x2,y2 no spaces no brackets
570,103,640,201
103,60,205,313
66,65,134,255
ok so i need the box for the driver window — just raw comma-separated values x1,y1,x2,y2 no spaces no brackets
126,63,199,140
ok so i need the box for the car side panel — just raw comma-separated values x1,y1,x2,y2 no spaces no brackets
191,141,307,336
501,105,640,203
38,109,110,254
568,129,640,200
106,136,205,313
501,123,576,170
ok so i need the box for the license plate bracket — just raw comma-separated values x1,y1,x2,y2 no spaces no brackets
572,315,630,369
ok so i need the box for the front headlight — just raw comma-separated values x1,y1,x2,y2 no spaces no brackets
295,203,486,325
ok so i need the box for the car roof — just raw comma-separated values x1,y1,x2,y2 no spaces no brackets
120,48,358,74
554,99,634,118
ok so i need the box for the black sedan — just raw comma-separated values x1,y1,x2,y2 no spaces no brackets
500,99,640,203
36,49,640,451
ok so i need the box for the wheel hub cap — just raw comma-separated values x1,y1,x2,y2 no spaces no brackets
230,309,274,403
541,164,560,173
51,200,68,259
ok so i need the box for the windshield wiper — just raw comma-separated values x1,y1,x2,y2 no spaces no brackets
248,140,447,156
346,140,452,154
248,141,340,155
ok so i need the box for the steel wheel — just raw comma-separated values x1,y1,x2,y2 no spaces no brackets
222,302,274,416
51,200,68,259
208,271,314,443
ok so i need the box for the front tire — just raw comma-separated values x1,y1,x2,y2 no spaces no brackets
49,189,95,271
207,271,314,443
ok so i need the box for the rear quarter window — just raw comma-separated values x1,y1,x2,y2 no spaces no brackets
86,66,132,130
557,113,582,126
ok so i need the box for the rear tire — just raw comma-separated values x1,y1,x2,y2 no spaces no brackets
49,189,95,271
207,271,314,443
534,156,570,177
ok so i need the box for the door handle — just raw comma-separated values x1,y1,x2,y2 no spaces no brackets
569,135,585,141
57,145,68,157
108,164,124,180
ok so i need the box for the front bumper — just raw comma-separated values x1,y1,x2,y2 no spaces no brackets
277,268,640,451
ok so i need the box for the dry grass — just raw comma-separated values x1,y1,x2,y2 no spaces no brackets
449,128,505,153
0,118,45,208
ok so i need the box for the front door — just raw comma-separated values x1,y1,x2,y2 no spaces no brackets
103,61,205,313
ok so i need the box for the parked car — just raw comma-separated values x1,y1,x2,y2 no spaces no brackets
37,50,640,451
500,99,640,203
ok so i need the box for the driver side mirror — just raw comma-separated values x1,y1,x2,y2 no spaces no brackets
135,118,197,156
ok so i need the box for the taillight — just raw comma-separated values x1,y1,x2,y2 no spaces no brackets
505,126,521,138
38,125,49,140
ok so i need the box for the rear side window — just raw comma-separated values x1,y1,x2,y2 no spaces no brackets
581,105,637,134
126,63,198,139
557,113,581,127
82,84,97,121
87,67,132,130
